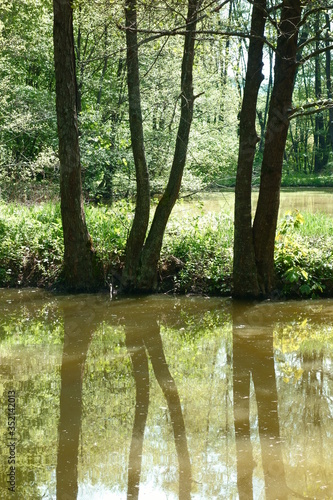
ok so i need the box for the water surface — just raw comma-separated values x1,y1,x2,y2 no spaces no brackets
174,189,333,217
1,290,333,499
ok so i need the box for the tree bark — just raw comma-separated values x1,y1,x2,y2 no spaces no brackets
137,0,199,291
122,0,200,293
53,0,101,291
253,0,302,294
121,0,151,291
233,0,267,298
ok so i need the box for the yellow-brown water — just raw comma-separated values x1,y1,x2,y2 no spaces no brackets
1,289,333,499
173,188,333,217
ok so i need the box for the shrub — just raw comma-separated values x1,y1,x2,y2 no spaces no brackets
162,211,233,295
0,202,63,286
275,210,333,298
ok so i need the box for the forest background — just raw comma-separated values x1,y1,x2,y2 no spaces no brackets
1,0,333,299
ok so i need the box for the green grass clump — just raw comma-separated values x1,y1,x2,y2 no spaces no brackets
162,212,234,295
85,200,132,277
296,212,333,238
274,210,333,298
0,202,64,287
0,201,133,288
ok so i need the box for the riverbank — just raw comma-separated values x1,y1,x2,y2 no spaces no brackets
0,201,333,298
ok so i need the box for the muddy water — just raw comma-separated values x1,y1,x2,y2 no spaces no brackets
1,289,333,499
174,189,333,217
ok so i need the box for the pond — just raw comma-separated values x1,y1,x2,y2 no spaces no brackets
1,289,333,499
174,188,333,217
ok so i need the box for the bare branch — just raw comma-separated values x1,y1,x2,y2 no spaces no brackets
299,4,333,28
122,26,276,52
298,35,333,52
300,44,333,63
289,99,333,119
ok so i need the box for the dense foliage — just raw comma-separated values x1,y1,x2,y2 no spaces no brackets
1,0,332,204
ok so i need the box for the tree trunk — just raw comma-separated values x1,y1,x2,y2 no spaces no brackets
53,0,101,291
232,0,267,298
121,0,151,291
253,0,302,294
325,13,333,153
122,0,200,293
233,0,302,298
137,0,199,291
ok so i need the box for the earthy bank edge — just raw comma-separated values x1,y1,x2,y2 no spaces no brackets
0,202,333,299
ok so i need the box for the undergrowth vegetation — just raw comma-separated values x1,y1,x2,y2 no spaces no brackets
0,201,333,298
275,210,333,298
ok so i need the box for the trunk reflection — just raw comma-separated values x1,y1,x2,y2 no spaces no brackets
125,317,191,500
56,302,97,500
232,303,288,499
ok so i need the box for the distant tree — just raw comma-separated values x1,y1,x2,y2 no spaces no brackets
313,11,329,173
53,0,101,290
325,13,333,154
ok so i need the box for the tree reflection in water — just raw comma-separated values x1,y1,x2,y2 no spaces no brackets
56,301,97,500
125,319,192,500
5,291,333,498
232,303,288,499
55,298,192,500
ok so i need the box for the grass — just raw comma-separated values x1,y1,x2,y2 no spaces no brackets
297,211,333,238
0,201,132,288
0,201,333,298
281,172,333,187
0,202,63,287
162,211,234,294
275,210,333,298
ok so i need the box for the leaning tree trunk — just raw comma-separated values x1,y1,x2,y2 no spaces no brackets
53,0,100,291
232,0,267,298
137,0,199,291
252,0,302,294
122,0,200,293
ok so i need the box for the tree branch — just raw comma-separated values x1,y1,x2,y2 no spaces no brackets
289,99,333,120
300,44,333,63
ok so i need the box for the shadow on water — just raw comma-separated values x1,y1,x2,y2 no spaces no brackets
55,296,192,500
232,303,288,500
58,297,290,500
